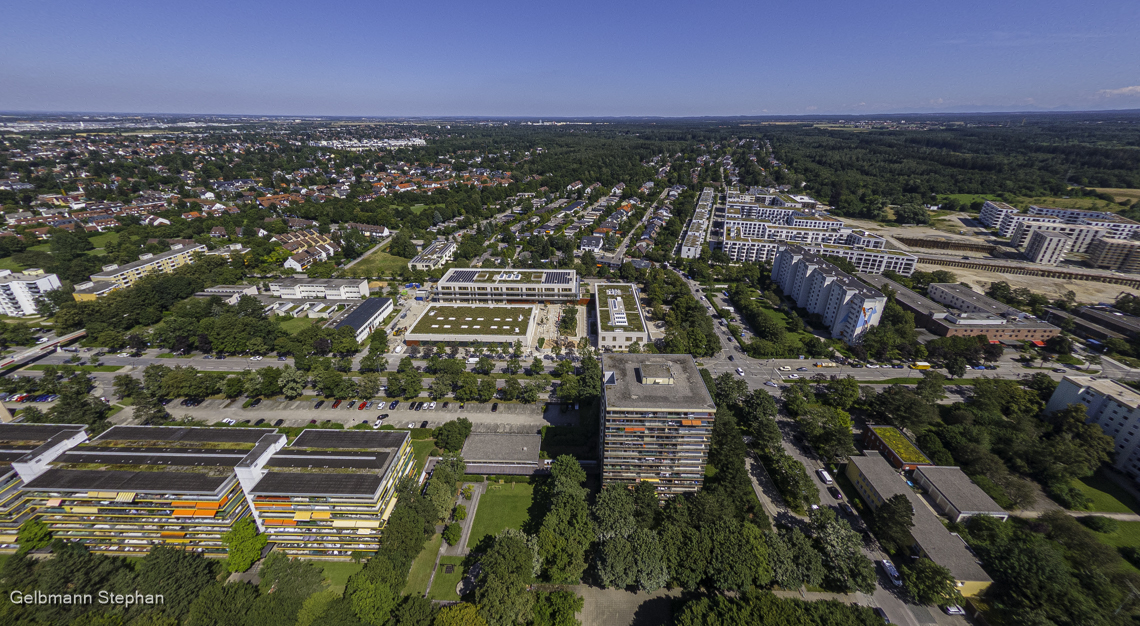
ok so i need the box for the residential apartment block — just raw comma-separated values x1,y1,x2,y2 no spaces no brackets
86,243,206,293
1009,221,1108,252
1087,237,1140,273
1046,376,1140,483
434,268,580,303
268,278,370,300
0,269,61,316
679,188,714,259
1028,205,1140,240
595,283,650,351
408,240,457,271
772,246,886,344
857,274,1061,342
1023,230,1072,266
601,354,716,496
978,200,1018,230
238,429,415,558
2,425,414,557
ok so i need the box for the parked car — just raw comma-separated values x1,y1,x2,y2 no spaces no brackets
273,419,284,426
222,418,236,425
358,401,367,410
332,400,342,409
816,469,833,485
442,402,449,409
492,403,499,412
872,607,890,623
250,398,261,408
879,560,902,587
314,400,324,409
839,502,855,516
828,486,843,500
942,605,965,615
389,400,400,410
254,418,265,425
428,402,436,410
414,402,423,411
420,421,428,428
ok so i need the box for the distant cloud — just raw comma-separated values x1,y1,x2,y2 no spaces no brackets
1099,85,1140,97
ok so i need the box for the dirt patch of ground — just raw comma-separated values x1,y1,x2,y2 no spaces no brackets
918,263,1140,303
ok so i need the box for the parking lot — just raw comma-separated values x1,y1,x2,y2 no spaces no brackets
161,396,579,432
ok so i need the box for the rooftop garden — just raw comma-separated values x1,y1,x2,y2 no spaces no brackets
411,305,532,336
596,284,645,333
870,426,931,464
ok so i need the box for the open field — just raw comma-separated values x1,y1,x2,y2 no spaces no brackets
0,257,25,272
428,556,467,601
466,482,534,549
277,316,321,335
938,193,1001,205
1074,473,1140,514
916,262,1140,303
1013,194,1125,211
402,532,442,595
1093,188,1140,204
411,305,532,336
317,561,362,595
346,246,410,277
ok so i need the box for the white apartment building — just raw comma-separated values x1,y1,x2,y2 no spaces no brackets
771,246,886,344
979,201,1018,229
408,241,456,271
679,191,715,259
1009,221,1108,252
1023,230,1072,266
1046,376,1140,482
268,278,370,300
1028,206,1140,239
594,283,650,351
998,214,1059,238
435,268,580,303
0,270,61,317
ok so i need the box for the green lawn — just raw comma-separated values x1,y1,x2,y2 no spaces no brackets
317,561,363,595
937,193,1000,206
1093,521,1140,549
402,532,443,595
0,257,25,272
346,250,410,278
411,440,435,476
279,316,321,335
466,482,534,549
427,556,467,601
1074,472,1140,514
88,232,119,248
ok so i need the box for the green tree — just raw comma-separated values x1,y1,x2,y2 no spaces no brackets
478,534,537,626
873,494,915,553
822,376,860,410
436,603,488,626
112,374,142,400
443,523,462,546
915,370,946,403
903,558,962,606
946,356,967,379
221,518,266,573
530,357,544,375
16,519,51,553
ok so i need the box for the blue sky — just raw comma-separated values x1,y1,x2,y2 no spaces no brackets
2,0,1137,116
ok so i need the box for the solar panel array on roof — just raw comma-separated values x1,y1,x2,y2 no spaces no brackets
59,449,243,467
268,450,391,470
445,270,479,284
94,426,271,444
0,424,86,442
24,468,229,493
250,472,382,496
291,430,407,450
543,271,573,285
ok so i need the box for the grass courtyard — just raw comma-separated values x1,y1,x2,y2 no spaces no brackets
466,482,535,549
410,305,532,337
428,556,468,601
317,561,363,595
402,532,443,595
1074,472,1140,514
346,246,411,278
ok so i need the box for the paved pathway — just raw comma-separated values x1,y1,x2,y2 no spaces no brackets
343,236,392,270
443,482,485,557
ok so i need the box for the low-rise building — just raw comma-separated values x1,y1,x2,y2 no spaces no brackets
268,278,370,300
912,466,1008,523
434,268,580,304
595,283,650,351
334,297,394,343
863,425,933,471
408,241,456,271
88,244,206,291
846,455,993,597
1046,376,1140,482
0,424,89,552
857,274,1062,342
0,269,61,316
601,354,716,496
580,235,604,253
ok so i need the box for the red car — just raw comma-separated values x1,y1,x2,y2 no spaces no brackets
358,401,367,410
332,400,342,409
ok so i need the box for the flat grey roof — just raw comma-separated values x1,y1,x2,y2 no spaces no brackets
23,468,230,494
249,472,382,496
857,273,947,317
335,297,392,332
94,426,273,444
59,448,244,467
601,354,716,411
291,429,408,450
269,449,392,471
460,433,541,463
849,455,991,583
91,245,205,278
0,424,86,443
915,466,1005,515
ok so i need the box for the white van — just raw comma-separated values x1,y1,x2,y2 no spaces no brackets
466,357,480,364
816,469,834,485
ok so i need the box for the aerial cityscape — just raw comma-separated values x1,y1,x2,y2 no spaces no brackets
1,2,1139,626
